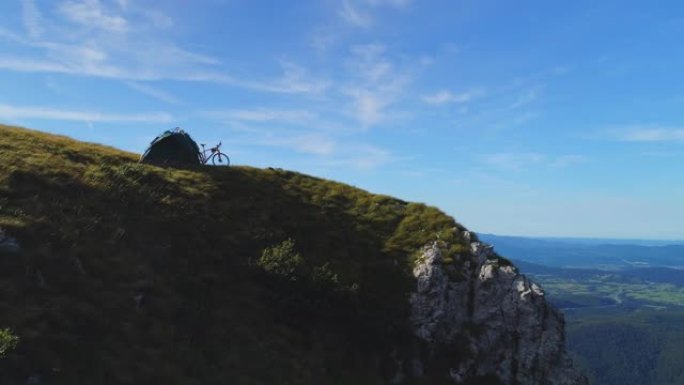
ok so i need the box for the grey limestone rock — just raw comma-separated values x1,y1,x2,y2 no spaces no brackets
409,241,587,385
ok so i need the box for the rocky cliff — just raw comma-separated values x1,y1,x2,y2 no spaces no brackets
409,236,587,385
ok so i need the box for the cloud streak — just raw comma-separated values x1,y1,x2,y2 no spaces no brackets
339,0,372,27
422,89,486,105
59,0,129,33
337,0,411,27
0,104,172,123
480,152,588,171
21,0,43,38
202,108,316,123
342,44,412,127
612,126,684,142
0,3,327,96
124,81,181,104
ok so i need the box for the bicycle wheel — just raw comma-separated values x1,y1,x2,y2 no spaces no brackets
210,152,230,166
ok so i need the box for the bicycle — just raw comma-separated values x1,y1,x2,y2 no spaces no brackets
199,141,230,166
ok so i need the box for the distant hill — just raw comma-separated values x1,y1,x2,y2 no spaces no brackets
478,233,684,270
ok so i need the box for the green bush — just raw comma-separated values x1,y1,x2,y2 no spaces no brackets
0,328,19,358
257,239,304,280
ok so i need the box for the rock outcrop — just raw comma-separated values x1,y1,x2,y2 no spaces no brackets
409,234,587,385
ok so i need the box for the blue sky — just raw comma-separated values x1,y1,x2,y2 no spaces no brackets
1,0,684,239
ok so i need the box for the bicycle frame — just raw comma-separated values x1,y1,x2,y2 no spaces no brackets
199,142,228,165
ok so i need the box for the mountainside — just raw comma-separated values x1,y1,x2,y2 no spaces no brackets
0,125,585,385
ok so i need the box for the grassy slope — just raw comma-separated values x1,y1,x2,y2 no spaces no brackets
0,125,472,384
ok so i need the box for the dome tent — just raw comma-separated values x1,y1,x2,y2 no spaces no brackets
140,128,201,166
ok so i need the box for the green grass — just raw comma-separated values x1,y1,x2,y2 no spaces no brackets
0,125,478,384
535,276,684,307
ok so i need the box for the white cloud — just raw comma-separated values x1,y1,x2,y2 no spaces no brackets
422,89,486,105
204,108,316,123
339,0,372,27
0,3,333,97
240,61,329,94
345,89,387,126
337,0,411,27
0,104,172,123
350,44,392,82
480,152,589,171
507,87,540,110
21,0,43,38
613,126,684,142
0,57,71,74
343,44,412,127
124,81,180,104
423,90,458,104
59,0,129,33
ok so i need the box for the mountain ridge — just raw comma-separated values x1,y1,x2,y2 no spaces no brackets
0,125,585,384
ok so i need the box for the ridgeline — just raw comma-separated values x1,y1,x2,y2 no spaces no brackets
0,125,472,384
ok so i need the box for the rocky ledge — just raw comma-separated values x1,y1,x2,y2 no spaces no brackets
409,234,587,385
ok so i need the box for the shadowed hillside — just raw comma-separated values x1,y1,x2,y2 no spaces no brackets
0,125,475,384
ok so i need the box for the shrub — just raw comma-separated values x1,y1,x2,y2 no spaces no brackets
257,239,304,280
0,328,19,358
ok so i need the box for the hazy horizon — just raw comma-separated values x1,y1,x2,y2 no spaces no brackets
479,232,684,246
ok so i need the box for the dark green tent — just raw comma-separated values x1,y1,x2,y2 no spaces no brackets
140,128,201,166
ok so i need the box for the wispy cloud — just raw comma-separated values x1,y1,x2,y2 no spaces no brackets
480,152,588,171
339,0,372,27
343,44,412,127
0,3,327,96
238,61,329,94
0,57,71,74
450,80,544,131
350,44,392,81
203,108,316,123
337,0,411,27
124,81,181,104
21,0,43,38
422,89,486,105
59,0,129,33
0,104,172,123
611,126,684,142
506,86,540,110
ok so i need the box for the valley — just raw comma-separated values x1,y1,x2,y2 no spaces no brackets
479,234,684,385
